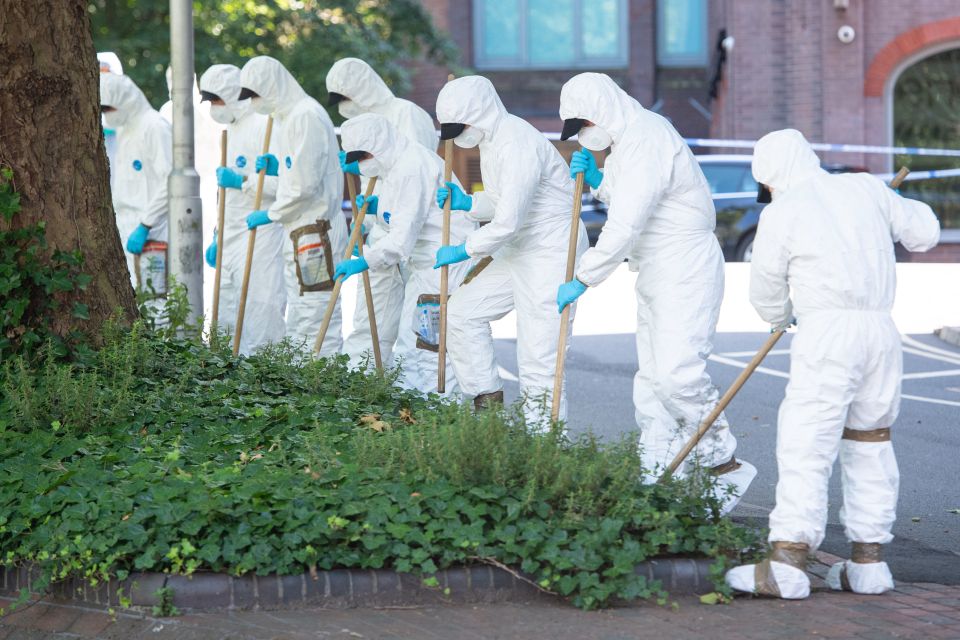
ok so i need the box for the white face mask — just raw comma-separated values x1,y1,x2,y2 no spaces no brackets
338,100,365,119
250,96,273,116
208,104,235,125
453,126,484,149
358,158,383,178
102,109,125,130
578,124,613,151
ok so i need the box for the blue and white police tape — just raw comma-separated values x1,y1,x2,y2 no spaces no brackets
683,137,960,158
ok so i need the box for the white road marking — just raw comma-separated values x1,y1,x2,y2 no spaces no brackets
717,348,791,358
902,335,960,361
902,346,960,366
708,354,790,379
901,394,960,408
901,369,960,380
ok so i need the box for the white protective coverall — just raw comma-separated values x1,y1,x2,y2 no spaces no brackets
97,52,123,170
99,73,171,288
340,114,475,391
559,73,754,500
436,76,588,428
326,57,439,365
199,65,287,353
239,56,347,354
725,129,940,599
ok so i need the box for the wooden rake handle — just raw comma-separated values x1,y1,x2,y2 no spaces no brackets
232,116,273,357
211,129,228,345
312,176,379,356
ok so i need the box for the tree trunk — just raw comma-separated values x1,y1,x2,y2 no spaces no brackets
0,0,137,343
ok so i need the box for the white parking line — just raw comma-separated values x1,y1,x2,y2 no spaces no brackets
901,394,960,408
498,366,519,382
708,354,790,379
901,369,960,380
717,348,791,358
902,335,960,361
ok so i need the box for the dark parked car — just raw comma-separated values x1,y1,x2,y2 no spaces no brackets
581,155,866,261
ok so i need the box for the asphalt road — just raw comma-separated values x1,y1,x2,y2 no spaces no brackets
493,330,960,584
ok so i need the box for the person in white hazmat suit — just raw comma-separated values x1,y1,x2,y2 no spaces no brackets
333,113,475,392
724,129,940,599
325,57,438,366
198,64,287,353
556,72,755,508
97,52,123,171
433,75,588,426
238,56,347,355
99,72,171,291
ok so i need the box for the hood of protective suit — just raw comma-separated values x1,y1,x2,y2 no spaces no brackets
97,51,123,75
239,56,308,118
436,76,507,138
340,112,407,173
325,58,394,110
199,64,252,122
100,73,152,128
559,72,644,144
752,129,825,196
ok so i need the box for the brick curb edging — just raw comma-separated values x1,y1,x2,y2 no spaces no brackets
0,558,716,612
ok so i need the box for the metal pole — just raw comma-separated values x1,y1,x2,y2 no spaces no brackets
168,0,204,325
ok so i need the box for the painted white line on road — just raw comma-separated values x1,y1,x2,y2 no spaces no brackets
708,354,790,379
901,394,960,408
902,346,960,366
902,335,960,361
717,348,791,358
498,366,519,382
901,369,960,380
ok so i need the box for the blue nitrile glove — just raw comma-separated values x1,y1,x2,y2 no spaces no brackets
205,231,218,268
356,194,378,216
436,181,472,211
334,257,369,282
339,150,360,176
217,167,244,190
570,149,603,190
557,278,588,313
246,210,272,230
126,224,150,255
255,153,279,176
434,243,470,269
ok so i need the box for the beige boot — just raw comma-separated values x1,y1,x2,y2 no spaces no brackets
473,390,504,412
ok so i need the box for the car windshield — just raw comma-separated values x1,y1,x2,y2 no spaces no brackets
700,162,758,195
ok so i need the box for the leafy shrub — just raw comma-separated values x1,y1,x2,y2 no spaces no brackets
0,328,760,609
0,167,93,361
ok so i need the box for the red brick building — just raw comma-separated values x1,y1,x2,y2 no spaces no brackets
409,0,960,246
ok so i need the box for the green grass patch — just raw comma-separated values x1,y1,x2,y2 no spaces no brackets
0,326,760,609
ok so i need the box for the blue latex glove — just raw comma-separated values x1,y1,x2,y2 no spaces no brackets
334,257,369,282
557,278,588,313
255,153,279,176
355,194,378,216
339,150,360,176
246,210,272,230
205,231,218,268
217,167,244,190
436,181,472,211
570,149,603,190
126,224,150,255
434,243,470,269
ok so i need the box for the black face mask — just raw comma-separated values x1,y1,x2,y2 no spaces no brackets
560,118,586,141
439,123,466,140
757,184,772,204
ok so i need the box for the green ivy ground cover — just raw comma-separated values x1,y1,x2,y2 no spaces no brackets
0,327,760,609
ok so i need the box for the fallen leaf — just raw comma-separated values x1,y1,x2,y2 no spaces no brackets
699,592,730,605
399,408,416,424
121,514,130,521
911,516,921,522
359,413,381,424
368,420,391,433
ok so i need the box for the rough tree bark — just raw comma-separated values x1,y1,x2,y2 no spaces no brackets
0,0,138,342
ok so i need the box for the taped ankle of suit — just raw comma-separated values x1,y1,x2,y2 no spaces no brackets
751,541,809,597
851,542,883,563
710,456,742,475
842,427,891,442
